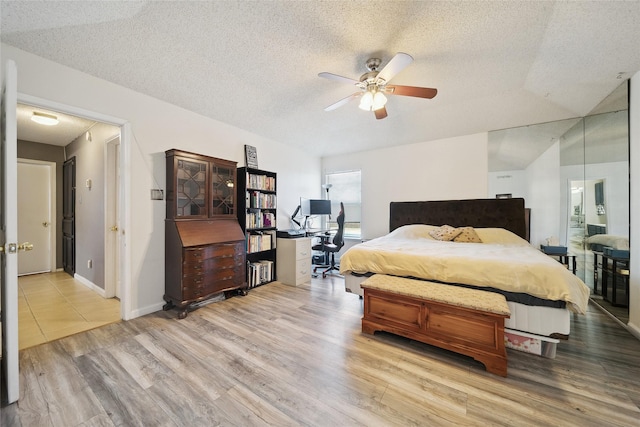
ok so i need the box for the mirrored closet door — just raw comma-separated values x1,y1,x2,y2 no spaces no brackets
488,82,629,323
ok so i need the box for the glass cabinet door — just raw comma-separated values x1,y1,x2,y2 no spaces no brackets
176,158,208,217
210,162,235,216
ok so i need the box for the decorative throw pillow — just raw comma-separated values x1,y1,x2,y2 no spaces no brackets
453,226,483,243
429,225,462,241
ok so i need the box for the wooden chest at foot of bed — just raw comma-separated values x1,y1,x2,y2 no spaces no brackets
361,274,511,377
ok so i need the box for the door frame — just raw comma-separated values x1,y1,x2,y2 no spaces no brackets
18,93,133,320
18,158,56,274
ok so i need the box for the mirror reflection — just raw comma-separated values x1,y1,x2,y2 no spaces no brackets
488,82,629,323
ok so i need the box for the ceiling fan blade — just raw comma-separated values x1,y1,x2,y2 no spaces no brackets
318,72,360,86
374,106,388,120
387,85,438,99
324,92,361,111
376,52,413,83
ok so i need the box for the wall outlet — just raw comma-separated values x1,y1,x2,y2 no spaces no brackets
87,259,92,269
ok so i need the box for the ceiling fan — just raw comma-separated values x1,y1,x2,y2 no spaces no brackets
318,52,437,120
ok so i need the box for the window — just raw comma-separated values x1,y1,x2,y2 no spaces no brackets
325,170,361,238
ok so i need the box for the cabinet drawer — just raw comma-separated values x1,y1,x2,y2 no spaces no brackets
182,273,242,299
183,266,238,284
183,256,239,272
182,282,206,300
295,258,312,284
293,238,312,260
184,242,243,262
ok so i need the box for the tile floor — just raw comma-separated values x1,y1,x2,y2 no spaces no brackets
18,271,121,350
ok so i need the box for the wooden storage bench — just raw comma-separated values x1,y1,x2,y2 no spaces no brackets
361,274,511,376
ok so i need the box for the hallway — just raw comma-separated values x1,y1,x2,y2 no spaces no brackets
18,271,120,350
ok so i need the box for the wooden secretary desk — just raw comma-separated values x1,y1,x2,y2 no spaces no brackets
163,149,246,318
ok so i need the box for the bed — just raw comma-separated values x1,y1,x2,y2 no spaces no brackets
340,198,591,345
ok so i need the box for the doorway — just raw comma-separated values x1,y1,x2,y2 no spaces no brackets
16,95,129,324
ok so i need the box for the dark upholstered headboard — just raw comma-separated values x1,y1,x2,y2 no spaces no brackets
389,198,528,240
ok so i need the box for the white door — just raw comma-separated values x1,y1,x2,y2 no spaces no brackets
105,137,120,298
1,60,20,404
18,160,53,275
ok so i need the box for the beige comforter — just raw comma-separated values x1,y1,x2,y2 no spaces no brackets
339,225,590,314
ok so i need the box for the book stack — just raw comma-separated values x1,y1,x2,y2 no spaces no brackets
245,211,275,229
246,231,274,253
246,191,277,209
248,260,274,288
247,173,276,191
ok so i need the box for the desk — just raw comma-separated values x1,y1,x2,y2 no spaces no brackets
306,229,332,238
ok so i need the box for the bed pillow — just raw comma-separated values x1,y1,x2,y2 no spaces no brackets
388,224,440,239
428,225,462,241
585,234,629,250
474,228,529,246
453,226,482,243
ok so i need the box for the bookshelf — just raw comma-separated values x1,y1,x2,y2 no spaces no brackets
237,167,277,288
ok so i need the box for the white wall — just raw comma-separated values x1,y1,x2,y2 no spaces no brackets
322,133,488,239
2,44,320,318
66,123,120,289
488,143,561,248
629,71,640,337
487,170,527,200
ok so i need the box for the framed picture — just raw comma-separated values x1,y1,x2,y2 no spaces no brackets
496,193,512,199
245,144,258,169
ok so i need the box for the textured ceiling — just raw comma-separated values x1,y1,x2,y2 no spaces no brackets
17,103,97,146
2,1,640,157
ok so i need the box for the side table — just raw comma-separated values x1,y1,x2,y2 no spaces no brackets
601,254,630,307
544,252,577,275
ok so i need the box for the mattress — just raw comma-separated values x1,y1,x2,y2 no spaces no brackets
340,225,590,314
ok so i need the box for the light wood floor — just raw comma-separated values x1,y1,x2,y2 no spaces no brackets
18,271,121,350
3,275,640,426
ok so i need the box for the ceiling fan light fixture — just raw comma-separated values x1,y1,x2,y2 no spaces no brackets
358,91,374,111
372,91,387,111
31,111,59,126
359,88,388,111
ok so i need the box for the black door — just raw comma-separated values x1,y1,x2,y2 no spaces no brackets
63,157,76,276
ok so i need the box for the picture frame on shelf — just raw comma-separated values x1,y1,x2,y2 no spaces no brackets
245,144,259,169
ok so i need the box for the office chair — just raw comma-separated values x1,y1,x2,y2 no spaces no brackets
312,202,345,278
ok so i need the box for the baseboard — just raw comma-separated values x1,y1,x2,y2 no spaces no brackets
627,321,640,341
73,274,106,298
130,302,165,319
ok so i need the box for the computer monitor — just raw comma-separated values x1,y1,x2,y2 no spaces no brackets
300,198,331,216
